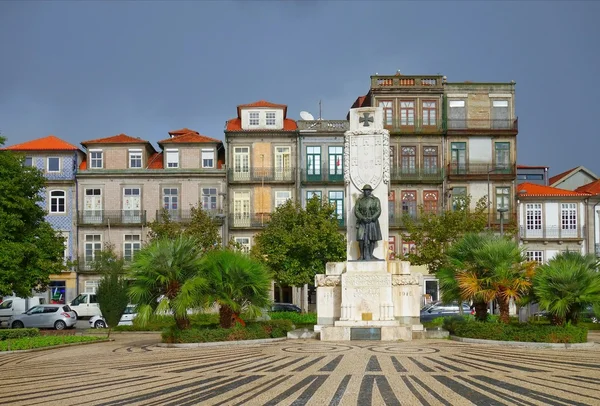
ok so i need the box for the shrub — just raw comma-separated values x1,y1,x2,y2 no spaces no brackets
161,319,293,343
0,335,104,351
0,328,39,340
268,312,317,326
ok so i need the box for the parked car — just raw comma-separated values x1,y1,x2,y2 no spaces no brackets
69,292,101,318
9,304,77,330
0,296,46,326
420,301,472,322
89,305,138,328
271,303,301,313
533,305,598,323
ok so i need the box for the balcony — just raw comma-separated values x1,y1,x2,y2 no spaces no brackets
384,118,445,134
390,167,443,183
229,213,345,229
388,208,442,228
301,165,344,184
447,163,516,181
228,168,296,183
297,120,349,132
371,75,444,90
154,209,225,225
78,210,146,226
446,118,518,134
519,225,585,240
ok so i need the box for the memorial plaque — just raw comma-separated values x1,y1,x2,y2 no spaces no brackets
350,327,381,340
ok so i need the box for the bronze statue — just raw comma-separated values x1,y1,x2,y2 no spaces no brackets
354,184,382,261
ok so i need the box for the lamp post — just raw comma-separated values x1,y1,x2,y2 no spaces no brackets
487,167,505,229
497,206,509,236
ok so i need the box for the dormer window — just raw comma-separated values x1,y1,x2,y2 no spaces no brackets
249,112,260,126
47,157,60,173
266,111,276,126
129,149,142,168
90,150,103,169
166,149,179,168
202,148,214,168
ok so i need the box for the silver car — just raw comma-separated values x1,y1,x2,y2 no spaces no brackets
9,304,77,330
89,305,138,328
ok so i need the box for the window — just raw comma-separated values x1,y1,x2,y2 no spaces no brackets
202,188,218,211
561,203,577,231
306,190,322,203
62,234,69,263
47,157,60,172
328,146,343,180
249,111,260,126
423,191,438,214
448,100,466,128
233,191,250,227
163,188,178,213
233,147,250,181
266,111,276,126
275,191,292,208
401,147,416,174
24,156,33,167
492,100,509,129
234,237,251,253
85,280,99,294
306,146,321,180
525,203,542,230
451,187,467,210
129,149,142,168
401,191,417,218
496,187,510,219
526,251,543,263
202,149,214,168
495,142,510,170
423,147,438,175
400,101,414,126
517,174,544,181
328,191,344,225
402,241,416,256
422,101,436,126
166,149,179,168
450,142,466,174
378,100,393,126
123,187,141,222
388,190,396,223
84,234,102,264
123,235,141,262
50,190,66,213
90,151,103,169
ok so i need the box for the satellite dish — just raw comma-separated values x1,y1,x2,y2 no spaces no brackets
300,111,315,120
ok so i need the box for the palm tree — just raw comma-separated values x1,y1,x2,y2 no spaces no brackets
128,235,207,330
533,252,600,325
199,249,273,329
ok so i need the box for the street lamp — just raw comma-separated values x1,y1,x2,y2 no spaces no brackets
487,167,505,229
498,206,509,236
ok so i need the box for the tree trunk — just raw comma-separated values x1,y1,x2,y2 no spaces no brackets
473,300,488,321
174,315,190,330
498,296,510,324
219,305,234,329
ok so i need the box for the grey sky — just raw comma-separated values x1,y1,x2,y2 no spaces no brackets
1,1,598,177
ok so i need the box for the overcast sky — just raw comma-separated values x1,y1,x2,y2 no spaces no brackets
1,1,598,177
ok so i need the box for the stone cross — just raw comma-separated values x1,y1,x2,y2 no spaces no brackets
359,112,374,127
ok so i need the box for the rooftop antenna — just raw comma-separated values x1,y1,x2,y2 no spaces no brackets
319,100,322,120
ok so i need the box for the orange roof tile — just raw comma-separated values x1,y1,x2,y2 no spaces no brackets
81,133,150,146
79,159,87,170
147,152,163,169
159,132,222,144
236,100,288,117
225,118,297,132
168,128,199,136
549,167,578,185
2,135,79,151
575,179,600,195
517,182,591,197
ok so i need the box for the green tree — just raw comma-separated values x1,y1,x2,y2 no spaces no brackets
94,244,129,338
251,196,346,292
401,195,487,275
533,252,600,326
147,206,221,251
128,235,207,330
200,249,273,328
0,137,66,297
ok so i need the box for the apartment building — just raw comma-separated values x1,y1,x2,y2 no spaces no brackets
517,165,549,186
76,130,225,293
2,135,84,303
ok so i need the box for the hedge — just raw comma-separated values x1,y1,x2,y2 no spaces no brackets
0,328,40,340
443,316,588,343
161,320,294,343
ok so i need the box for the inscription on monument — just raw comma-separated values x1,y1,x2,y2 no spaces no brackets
345,274,390,287
351,327,381,340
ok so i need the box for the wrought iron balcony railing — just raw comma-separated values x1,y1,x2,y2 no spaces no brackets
228,168,296,183
388,208,443,227
154,209,225,224
383,118,445,134
447,163,516,177
78,210,146,226
297,120,349,132
519,225,585,240
390,167,444,183
301,165,344,183
229,212,345,228
446,118,518,131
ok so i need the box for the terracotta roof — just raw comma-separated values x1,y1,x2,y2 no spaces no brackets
225,118,297,132
2,135,79,151
575,179,600,195
236,100,287,117
79,159,87,170
516,182,591,197
517,164,548,169
81,133,150,146
549,167,578,185
159,132,222,144
147,152,163,169
168,128,199,136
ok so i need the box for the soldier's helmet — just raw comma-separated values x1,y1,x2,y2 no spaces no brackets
362,184,373,191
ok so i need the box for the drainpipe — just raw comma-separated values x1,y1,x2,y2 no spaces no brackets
594,200,600,256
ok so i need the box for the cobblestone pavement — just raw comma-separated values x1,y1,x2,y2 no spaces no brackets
2,334,600,406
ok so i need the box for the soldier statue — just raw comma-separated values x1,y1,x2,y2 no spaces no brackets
354,184,382,261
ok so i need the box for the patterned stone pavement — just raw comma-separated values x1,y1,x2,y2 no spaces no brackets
2,333,600,406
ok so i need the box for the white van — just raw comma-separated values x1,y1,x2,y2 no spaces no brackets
69,293,101,318
0,296,46,326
